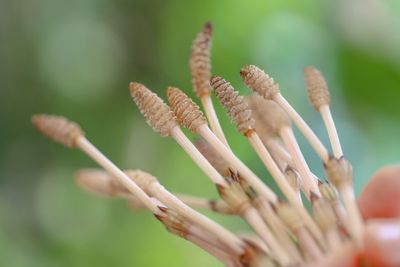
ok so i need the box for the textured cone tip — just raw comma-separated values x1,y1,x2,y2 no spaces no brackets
166,87,207,133
247,94,291,136
203,21,213,34
190,22,213,98
211,76,255,134
32,114,84,148
304,66,331,110
129,82,178,137
125,169,158,195
240,65,280,100
75,169,123,197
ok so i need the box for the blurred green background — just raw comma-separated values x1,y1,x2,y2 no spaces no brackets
1,0,400,266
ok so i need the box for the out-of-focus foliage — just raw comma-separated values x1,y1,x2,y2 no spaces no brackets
1,0,399,266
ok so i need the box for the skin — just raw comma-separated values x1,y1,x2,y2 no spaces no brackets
309,165,400,267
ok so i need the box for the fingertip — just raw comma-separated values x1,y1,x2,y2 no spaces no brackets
358,165,400,220
363,219,400,267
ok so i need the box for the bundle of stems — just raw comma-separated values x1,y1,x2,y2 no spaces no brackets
32,22,366,267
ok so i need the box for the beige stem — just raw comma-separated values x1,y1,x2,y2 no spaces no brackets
125,193,233,214
170,127,227,186
151,183,245,254
264,139,293,166
198,125,277,202
187,234,238,266
256,200,303,263
325,228,342,251
201,95,230,148
339,184,364,248
177,195,233,214
273,94,329,162
76,137,159,214
279,127,320,197
319,105,343,158
243,208,294,266
247,132,304,206
297,229,324,262
246,133,324,245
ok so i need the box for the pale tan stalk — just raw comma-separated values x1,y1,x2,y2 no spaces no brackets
128,170,245,254
194,138,231,177
254,199,303,263
311,194,343,251
190,22,230,147
210,77,324,244
247,132,324,244
31,114,161,214
304,66,343,158
188,225,233,252
167,86,277,202
297,229,324,262
318,182,348,231
325,230,342,252
273,94,329,162
277,202,325,262
201,95,230,147
264,139,293,166
279,127,320,197
217,175,295,264
324,157,364,247
240,65,329,162
284,167,302,204
75,137,160,213
319,105,343,158
237,234,270,254
340,185,363,246
245,90,320,195
76,168,234,214
130,83,228,187
171,127,228,186
242,208,293,266
177,195,234,214
187,234,239,267
130,194,234,215
198,125,277,202
247,132,305,208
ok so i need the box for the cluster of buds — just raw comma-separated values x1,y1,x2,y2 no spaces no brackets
33,22,366,267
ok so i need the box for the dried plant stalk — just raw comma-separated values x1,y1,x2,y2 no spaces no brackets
304,66,343,158
190,22,230,146
32,114,160,213
241,65,330,162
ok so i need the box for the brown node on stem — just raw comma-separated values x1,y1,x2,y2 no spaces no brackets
217,172,251,216
324,156,353,187
240,240,274,267
304,66,331,110
155,207,190,238
240,65,280,100
129,82,178,137
247,94,291,137
190,22,213,98
75,168,126,197
211,76,255,135
125,169,159,196
312,197,337,232
318,181,339,202
32,114,84,148
284,167,301,192
275,201,304,232
166,87,207,133
194,139,231,177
